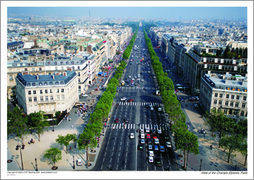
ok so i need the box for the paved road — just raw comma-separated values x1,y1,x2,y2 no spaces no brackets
93,27,178,171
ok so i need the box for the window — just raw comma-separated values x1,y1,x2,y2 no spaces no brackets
32,83,36,86
55,66,57,70
40,96,43,101
241,111,244,116
28,97,32,102
225,101,229,106
61,89,64,93
78,78,80,83
61,66,64,70
219,94,223,98
44,82,48,86
45,89,48,94
55,82,59,85
50,96,53,101
78,72,80,76
25,68,27,71
242,103,246,108
219,100,222,105
231,95,234,99
215,93,218,97
243,96,247,100
214,100,217,104
45,96,48,101
28,91,31,95
61,95,64,100
230,102,234,107
224,109,228,114
27,83,31,86
50,89,53,93
57,95,60,100
236,95,240,100
49,82,53,85
57,89,59,93
226,94,229,98
40,90,43,94
39,68,42,71
33,90,36,94
235,102,239,107
34,97,37,102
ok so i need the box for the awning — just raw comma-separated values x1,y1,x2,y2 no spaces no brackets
98,72,103,75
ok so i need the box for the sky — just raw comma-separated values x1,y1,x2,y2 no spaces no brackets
5,1,250,20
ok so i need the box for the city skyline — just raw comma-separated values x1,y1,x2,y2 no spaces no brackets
7,7,247,20
4,0,251,21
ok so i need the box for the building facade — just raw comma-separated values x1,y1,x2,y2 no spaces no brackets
15,70,78,117
200,73,248,120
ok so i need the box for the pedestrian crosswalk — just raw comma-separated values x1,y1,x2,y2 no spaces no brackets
117,102,163,106
106,123,167,130
121,86,156,90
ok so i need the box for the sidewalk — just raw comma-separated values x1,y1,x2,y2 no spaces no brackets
7,46,130,172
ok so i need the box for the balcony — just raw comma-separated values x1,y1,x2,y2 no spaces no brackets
37,100,56,104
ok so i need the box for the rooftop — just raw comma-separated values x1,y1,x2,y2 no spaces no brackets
16,70,77,87
202,73,247,92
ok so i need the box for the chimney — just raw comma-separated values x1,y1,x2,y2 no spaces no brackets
63,72,67,76
36,75,39,80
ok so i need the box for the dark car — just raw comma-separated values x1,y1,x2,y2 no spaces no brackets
145,104,150,108
147,139,152,144
115,119,119,123
155,158,162,166
124,118,129,123
138,145,144,151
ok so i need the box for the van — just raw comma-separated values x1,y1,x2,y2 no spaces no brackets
138,74,140,78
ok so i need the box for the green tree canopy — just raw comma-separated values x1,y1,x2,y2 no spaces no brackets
43,147,62,167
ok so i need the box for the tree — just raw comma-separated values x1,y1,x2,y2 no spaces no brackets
56,134,77,154
237,139,247,166
7,106,29,144
204,110,218,136
175,129,199,169
77,128,95,166
219,135,241,163
43,147,62,168
27,111,49,141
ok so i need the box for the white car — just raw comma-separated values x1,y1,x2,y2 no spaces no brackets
140,129,144,133
158,107,162,111
140,139,145,144
148,144,153,150
150,107,154,111
154,139,160,144
130,133,134,139
157,129,162,134
149,151,154,157
141,79,144,82
145,127,150,133
149,156,154,163
76,159,82,166
165,141,172,148
140,133,145,139
121,97,127,101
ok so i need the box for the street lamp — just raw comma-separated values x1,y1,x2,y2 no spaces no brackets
185,142,193,171
199,159,202,171
35,158,38,171
73,155,75,169
16,144,24,170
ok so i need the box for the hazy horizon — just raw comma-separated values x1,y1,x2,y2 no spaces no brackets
7,7,247,20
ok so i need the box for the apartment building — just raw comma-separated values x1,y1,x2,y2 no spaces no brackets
15,70,78,117
7,54,93,100
200,73,248,120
